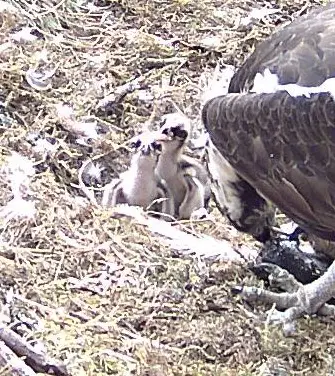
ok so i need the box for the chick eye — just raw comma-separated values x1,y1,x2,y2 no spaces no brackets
130,139,142,149
175,128,188,139
152,142,162,152
170,126,180,136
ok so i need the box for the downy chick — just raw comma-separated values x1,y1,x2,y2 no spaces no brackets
102,132,174,216
155,121,211,219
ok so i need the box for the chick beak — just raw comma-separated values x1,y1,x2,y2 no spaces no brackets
141,145,152,156
154,132,172,142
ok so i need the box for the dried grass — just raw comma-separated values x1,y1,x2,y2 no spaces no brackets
0,0,334,375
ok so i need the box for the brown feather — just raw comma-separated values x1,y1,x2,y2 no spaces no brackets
204,89,335,240
228,3,335,92
203,4,335,242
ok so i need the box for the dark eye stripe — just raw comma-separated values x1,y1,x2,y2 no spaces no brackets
151,141,162,151
130,139,142,149
160,125,188,139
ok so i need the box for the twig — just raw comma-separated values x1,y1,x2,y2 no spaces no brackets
109,205,250,261
0,324,70,375
0,340,37,376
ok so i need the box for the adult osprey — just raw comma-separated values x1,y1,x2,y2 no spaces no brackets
203,3,335,321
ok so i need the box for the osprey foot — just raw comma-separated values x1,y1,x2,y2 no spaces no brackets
233,260,335,331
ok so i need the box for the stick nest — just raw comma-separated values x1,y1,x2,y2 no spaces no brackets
0,0,333,375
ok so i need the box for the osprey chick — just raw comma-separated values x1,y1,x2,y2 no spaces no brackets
156,121,211,219
102,132,174,216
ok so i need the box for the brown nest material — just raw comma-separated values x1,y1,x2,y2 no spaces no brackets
0,0,334,374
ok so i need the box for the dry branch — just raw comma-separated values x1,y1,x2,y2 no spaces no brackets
0,0,332,374
0,324,70,376
111,205,255,262
0,340,36,376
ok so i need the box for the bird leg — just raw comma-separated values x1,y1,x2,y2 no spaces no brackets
235,260,335,325
239,239,334,326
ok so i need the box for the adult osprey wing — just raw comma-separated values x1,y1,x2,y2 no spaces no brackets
203,3,335,242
